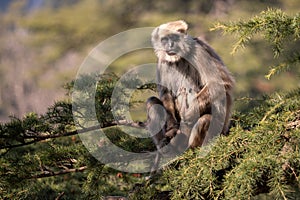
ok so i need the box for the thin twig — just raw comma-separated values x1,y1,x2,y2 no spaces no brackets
30,166,88,179
55,192,65,200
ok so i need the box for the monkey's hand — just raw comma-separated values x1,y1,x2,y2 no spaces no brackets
165,127,180,138
164,113,180,138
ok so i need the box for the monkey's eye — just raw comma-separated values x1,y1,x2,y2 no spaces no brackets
168,34,180,42
161,37,168,45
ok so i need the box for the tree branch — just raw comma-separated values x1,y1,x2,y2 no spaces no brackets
30,166,88,179
1,120,146,150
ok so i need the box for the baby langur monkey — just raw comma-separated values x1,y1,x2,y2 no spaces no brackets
147,20,234,172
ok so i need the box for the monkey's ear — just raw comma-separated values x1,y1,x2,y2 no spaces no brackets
175,20,188,34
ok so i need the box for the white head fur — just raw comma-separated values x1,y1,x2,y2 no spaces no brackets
151,20,193,63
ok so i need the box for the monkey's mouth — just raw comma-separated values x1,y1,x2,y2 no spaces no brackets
166,50,177,56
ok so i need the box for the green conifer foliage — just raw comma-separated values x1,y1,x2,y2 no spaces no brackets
212,8,300,80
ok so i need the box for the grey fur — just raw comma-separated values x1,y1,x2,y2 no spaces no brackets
147,21,235,172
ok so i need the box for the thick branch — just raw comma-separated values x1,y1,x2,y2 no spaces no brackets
1,120,146,150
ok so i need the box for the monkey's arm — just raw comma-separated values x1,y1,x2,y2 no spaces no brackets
194,84,211,114
195,38,235,109
159,88,180,138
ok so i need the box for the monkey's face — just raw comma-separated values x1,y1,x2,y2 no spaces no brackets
159,32,183,62
151,20,193,63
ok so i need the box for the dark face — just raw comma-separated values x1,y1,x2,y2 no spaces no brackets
152,26,193,63
160,34,181,56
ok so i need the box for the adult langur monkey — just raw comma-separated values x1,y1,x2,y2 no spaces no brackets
147,20,234,172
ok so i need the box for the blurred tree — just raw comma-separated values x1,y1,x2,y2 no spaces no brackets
0,1,54,120
0,0,299,121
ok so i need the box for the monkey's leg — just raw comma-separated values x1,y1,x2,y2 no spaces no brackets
146,97,165,148
146,96,182,172
188,114,211,148
146,97,167,173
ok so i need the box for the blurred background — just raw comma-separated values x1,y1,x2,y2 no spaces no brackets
0,0,299,122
